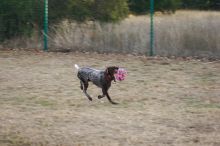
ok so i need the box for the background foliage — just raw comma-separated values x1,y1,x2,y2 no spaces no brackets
0,0,219,41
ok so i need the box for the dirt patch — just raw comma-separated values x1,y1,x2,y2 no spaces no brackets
0,50,220,146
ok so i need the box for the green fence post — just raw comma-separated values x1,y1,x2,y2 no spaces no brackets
43,0,48,51
150,0,154,56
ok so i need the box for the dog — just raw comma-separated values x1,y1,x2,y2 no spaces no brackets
75,64,119,104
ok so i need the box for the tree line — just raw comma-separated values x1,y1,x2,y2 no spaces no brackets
0,0,219,41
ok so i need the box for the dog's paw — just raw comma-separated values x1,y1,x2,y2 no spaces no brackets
88,97,93,101
98,95,104,99
111,101,119,105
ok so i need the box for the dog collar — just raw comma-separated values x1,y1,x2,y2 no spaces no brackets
105,74,112,82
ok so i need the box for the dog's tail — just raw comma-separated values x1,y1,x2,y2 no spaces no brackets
74,64,80,70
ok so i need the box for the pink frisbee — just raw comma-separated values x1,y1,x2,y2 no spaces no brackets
115,68,127,81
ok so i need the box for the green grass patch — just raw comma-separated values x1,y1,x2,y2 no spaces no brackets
34,99,57,107
0,133,31,146
1,96,58,109
184,97,220,109
195,103,220,109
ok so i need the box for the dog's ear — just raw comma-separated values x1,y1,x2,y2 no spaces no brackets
106,67,112,75
105,68,109,74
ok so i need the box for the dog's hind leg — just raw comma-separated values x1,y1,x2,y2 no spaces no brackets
98,94,105,99
80,81,83,90
78,75,93,101
98,88,106,99
82,82,93,101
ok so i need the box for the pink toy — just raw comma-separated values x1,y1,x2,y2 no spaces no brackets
115,68,127,81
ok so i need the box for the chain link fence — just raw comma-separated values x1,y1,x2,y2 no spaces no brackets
0,0,220,58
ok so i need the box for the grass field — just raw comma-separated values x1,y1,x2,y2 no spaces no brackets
3,11,220,58
0,50,220,146
50,10,220,58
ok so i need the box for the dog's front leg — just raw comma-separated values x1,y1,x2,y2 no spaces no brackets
82,82,93,101
105,91,118,105
98,88,106,99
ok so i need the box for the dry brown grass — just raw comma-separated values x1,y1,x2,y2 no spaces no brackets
49,10,220,58
1,11,220,58
0,50,220,146
154,10,220,57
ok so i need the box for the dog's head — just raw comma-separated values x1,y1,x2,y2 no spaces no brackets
105,66,119,82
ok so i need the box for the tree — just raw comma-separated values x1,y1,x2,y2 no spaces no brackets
0,0,35,41
156,0,181,13
128,0,181,14
128,0,148,14
67,0,93,22
210,0,220,10
0,0,129,41
92,0,129,22
180,0,214,10
48,0,69,23
68,0,129,22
